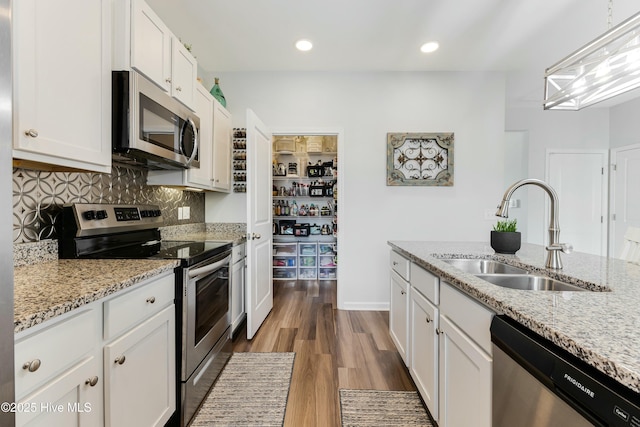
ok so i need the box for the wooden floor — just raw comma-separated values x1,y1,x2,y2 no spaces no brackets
232,280,416,427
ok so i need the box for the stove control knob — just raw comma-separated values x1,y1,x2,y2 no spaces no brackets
82,210,96,220
96,210,108,220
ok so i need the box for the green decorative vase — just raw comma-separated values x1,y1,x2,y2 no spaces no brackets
210,77,227,108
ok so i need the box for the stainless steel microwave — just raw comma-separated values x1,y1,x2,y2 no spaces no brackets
112,70,200,169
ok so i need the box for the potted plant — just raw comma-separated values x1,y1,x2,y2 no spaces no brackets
491,219,521,254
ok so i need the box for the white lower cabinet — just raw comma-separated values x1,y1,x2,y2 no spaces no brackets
389,250,494,427
438,315,492,427
16,356,102,427
230,243,246,334
14,272,176,427
104,305,175,427
390,270,410,365
409,287,439,421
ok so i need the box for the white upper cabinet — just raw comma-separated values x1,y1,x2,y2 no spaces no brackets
115,0,197,110
130,0,172,91
212,99,232,192
12,0,112,173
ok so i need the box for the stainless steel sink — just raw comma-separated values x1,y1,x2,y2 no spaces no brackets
476,274,586,292
440,258,529,275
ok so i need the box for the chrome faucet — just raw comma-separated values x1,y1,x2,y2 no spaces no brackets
496,178,572,269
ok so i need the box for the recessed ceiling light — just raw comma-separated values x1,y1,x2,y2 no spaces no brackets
420,41,439,53
295,39,313,52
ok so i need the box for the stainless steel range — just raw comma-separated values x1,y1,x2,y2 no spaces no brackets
58,203,232,427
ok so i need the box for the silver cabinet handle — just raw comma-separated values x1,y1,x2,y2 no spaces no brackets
165,77,172,83
146,296,156,304
114,355,126,365
24,129,38,138
22,359,41,372
176,86,182,92
85,376,99,387
392,261,398,266
400,290,406,295
425,314,432,323
435,328,443,335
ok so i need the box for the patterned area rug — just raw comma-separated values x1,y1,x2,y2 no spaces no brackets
190,352,295,427
339,389,433,427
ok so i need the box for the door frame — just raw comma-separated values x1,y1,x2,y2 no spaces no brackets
545,148,609,257
609,142,640,258
271,127,345,306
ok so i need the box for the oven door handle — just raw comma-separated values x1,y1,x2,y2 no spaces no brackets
188,255,231,280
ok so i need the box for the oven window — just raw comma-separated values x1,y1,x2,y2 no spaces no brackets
139,93,179,153
195,266,229,345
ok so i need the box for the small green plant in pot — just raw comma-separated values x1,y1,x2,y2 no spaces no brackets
491,219,521,254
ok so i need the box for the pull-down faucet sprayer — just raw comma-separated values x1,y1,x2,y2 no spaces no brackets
496,178,572,269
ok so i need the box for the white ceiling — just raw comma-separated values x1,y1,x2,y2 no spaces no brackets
146,0,640,107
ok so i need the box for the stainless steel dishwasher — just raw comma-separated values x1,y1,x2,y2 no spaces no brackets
491,315,640,427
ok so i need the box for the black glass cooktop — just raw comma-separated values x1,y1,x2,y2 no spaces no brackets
79,238,231,267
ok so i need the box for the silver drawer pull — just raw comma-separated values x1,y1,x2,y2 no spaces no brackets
146,296,156,304
435,328,443,335
114,355,126,365
400,290,406,295
24,129,38,138
165,78,172,83
425,315,432,323
392,261,398,266
85,376,99,387
22,359,41,372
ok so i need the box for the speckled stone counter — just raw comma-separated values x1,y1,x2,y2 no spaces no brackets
388,241,640,395
14,259,178,333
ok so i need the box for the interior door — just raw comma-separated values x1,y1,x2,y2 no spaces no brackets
246,109,273,339
611,144,640,258
546,150,608,257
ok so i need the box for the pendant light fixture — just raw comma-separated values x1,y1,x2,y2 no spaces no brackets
543,1,640,110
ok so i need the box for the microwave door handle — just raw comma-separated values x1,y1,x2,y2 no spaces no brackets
188,255,231,280
185,117,199,166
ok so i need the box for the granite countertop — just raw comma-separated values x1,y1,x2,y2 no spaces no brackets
388,241,640,395
14,259,179,333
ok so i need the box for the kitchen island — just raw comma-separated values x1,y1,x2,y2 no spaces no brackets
388,240,640,396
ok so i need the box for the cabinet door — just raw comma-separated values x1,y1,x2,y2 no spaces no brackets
230,257,246,333
212,99,232,192
170,38,197,110
104,305,176,427
16,356,102,427
410,288,439,422
389,270,409,365
13,0,111,173
438,315,492,427
185,85,214,189
130,0,171,92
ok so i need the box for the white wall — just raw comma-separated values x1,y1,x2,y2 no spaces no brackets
610,96,640,149
205,71,507,310
505,107,609,245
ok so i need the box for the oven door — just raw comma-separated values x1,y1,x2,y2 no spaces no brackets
182,251,231,380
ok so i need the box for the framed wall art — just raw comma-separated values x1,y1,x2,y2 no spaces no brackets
386,132,454,186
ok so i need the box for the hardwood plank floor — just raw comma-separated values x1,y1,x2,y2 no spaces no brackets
232,280,416,427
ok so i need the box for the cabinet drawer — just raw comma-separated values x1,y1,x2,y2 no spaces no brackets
440,281,494,354
410,263,439,304
390,250,410,281
104,273,174,340
15,308,99,399
232,243,246,264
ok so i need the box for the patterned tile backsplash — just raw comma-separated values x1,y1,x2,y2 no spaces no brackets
13,166,205,243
